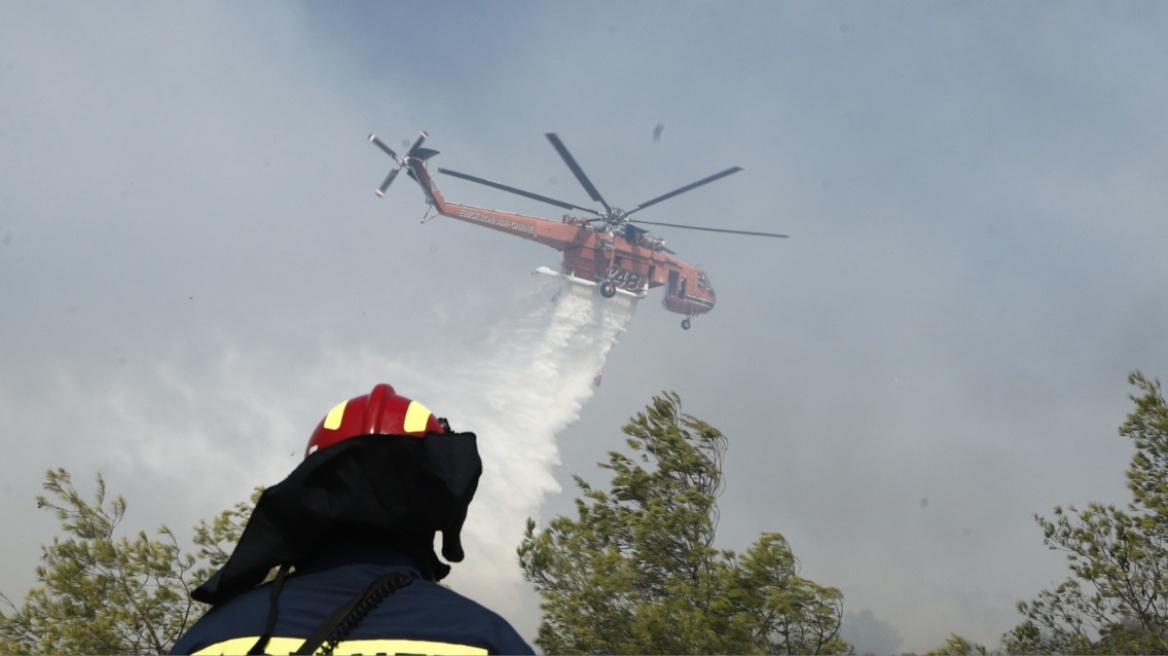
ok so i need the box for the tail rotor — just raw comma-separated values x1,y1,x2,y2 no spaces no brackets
369,131,431,197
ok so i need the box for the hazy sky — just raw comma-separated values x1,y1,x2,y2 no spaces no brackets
3,3,1168,653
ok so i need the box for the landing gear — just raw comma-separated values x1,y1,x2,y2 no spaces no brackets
599,280,617,298
681,318,692,330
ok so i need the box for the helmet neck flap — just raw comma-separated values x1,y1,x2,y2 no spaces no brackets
192,431,481,605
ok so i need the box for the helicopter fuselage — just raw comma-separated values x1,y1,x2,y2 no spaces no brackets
408,161,717,321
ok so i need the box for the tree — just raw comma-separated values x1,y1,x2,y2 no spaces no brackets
518,392,850,654
0,468,256,655
1003,372,1168,654
923,632,992,656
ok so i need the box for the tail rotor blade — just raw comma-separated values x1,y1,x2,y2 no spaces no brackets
368,134,397,159
407,131,428,155
376,167,400,197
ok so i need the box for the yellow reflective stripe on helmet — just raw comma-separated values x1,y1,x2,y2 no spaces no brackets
192,635,488,655
404,401,433,433
323,401,348,430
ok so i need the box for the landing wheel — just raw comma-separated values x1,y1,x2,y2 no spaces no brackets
599,280,617,298
681,318,692,330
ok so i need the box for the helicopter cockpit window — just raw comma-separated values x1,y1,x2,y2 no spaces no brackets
698,273,709,289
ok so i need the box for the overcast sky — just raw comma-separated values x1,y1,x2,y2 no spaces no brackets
3,3,1168,653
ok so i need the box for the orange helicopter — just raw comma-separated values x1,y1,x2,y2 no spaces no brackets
369,130,787,329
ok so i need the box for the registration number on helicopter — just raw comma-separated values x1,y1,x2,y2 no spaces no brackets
608,267,644,291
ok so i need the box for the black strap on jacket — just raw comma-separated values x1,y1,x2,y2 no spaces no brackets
291,572,414,656
246,564,293,655
244,570,414,656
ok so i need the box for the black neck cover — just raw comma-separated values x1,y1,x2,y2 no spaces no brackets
192,432,481,605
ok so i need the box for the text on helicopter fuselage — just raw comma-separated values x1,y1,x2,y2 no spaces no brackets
458,207,536,235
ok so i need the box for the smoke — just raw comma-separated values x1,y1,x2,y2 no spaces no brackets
842,609,904,656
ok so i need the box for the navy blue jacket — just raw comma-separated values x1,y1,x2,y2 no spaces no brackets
171,543,534,655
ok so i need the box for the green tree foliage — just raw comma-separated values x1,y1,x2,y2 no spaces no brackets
0,469,256,655
192,489,263,572
518,392,850,654
923,632,991,656
1003,372,1168,654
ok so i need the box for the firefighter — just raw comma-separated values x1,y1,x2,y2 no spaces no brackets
171,383,534,655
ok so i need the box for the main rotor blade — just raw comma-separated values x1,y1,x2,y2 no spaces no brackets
626,166,744,217
368,134,397,159
630,218,788,238
545,133,612,214
438,167,600,215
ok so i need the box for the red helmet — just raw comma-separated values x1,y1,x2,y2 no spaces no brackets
305,383,448,458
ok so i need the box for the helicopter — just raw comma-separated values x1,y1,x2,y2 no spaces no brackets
369,130,787,329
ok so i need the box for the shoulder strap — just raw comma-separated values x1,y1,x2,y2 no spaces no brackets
247,564,293,655
291,572,414,655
